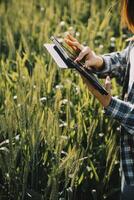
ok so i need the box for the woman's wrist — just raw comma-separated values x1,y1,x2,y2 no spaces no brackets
102,94,112,108
93,90,112,108
95,56,105,70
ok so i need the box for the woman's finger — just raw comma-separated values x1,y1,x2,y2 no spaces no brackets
64,38,83,50
64,38,77,50
66,33,77,42
84,60,92,69
64,39,78,51
64,39,77,46
75,47,90,62
105,76,111,94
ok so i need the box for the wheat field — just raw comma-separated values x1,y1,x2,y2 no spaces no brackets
0,0,130,199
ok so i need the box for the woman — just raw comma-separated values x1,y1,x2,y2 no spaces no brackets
65,0,134,199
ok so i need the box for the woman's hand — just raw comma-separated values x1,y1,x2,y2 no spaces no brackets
65,34,112,108
64,33,104,70
81,75,112,108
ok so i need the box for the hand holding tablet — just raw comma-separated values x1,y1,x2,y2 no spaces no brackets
44,36,108,95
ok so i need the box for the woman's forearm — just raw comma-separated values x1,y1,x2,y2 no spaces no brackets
88,85,112,108
92,88,112,108
82,76,112,108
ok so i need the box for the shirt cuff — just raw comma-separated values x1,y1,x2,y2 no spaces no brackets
104,96,120,118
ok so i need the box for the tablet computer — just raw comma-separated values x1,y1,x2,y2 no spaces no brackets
44,36,108,95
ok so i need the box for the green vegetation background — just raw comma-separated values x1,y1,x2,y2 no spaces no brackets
0,0,130,199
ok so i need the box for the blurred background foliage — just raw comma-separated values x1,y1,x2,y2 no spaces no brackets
0,0,131,199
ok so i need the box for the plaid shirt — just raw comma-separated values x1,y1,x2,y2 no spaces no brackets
96,41,134,185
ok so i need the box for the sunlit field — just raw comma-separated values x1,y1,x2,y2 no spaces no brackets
0,0,131,199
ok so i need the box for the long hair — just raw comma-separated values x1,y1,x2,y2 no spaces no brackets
121,0,134,33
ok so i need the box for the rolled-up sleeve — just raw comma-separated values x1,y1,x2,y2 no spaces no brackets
104,97,134,134
94,47,129,84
